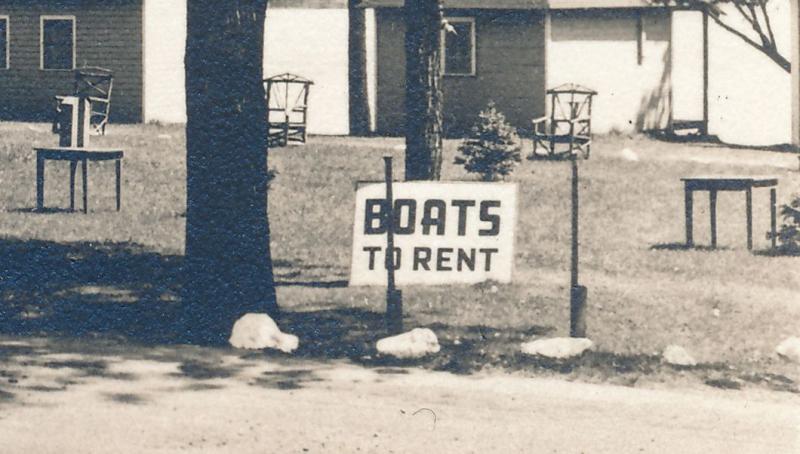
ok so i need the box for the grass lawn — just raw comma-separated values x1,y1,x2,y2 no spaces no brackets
0,121,798,393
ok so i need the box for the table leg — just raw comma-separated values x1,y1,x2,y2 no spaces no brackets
82,159,88,214
745,187,753,250
770,187,777,249
36,154,44,211
709,189,717,249
684,184,693,247
69,160,77,211
115,159,121,211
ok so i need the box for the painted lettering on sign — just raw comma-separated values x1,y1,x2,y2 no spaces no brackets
350,182,517,286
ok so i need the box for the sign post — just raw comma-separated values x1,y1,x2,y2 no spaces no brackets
570,153,587,338
383,156,403,334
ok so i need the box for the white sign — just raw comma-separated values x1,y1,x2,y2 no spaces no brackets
350,182,517,286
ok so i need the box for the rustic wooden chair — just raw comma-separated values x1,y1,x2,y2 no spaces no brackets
264,73,313,147
531,84,596,160
53,67,114,139
74,67,114,136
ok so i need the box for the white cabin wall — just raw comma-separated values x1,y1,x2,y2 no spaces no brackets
264,8,349,135
705,0,792,146
143,1,351,135
143,0,187,124
670,10,703,123
548,10,672,134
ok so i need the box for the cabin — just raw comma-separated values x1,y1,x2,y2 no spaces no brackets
362,0,676,136
0,0,795,145
0,0,143,122
0,0,351,132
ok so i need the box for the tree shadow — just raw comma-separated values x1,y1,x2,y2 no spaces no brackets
0,238,184,344
251,369,323,390
272,309,557,375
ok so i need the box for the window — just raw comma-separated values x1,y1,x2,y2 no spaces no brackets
41,16,75,70
0,16,8,69
442,17,475,76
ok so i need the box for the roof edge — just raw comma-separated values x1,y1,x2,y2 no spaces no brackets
358,0,672,9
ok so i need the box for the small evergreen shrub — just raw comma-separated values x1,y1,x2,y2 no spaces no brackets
455,102,522,181
769,194,800,253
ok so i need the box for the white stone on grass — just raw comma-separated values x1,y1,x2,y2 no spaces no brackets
520,337,593,359
776,337,800,363
376,328,440,359
662,345,697,367
620,148,640,161
229,313,299,353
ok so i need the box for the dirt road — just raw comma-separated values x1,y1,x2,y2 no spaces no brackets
0,350,797,453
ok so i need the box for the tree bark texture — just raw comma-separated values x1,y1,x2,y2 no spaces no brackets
404,0,444,181
184,0,277,343
349,0,371,135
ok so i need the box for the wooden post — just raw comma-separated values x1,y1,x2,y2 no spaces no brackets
770,187,777,249
709,189,717,248
702,8,709,136
82,159,88,214
684,183,694,247
36,153,45,211
569,154,587,338
115,159,122,211
69,161,77,211
745,186,753,250
383,156,403,334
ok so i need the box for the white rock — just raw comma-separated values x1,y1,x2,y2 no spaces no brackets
520,337,593,359
229,313,298,353
620,148,639,161
662,345,697,367
376,328,440,359
776,337,800,363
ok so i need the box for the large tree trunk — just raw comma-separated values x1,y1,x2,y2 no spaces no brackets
183,0,277,344
404,0,443,181
348,0,371,136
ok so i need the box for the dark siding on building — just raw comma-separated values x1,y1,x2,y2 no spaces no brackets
0,0,142,122
375,8,546,136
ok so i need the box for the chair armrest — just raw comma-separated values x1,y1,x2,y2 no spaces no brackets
532,116,548,125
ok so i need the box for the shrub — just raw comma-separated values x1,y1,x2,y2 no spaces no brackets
769,194,800,253
455,102,522,181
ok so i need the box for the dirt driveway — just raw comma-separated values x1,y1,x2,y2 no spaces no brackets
0,338,797,453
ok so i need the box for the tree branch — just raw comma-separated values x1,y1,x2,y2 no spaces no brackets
759,1,777,50
709,12,790,72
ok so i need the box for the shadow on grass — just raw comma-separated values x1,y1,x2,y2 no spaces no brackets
0,238,796,399
650,243,727,252
0,238,346,343
0,238,184,344
646,130,800,154
753,247,800,257
252,369,324,390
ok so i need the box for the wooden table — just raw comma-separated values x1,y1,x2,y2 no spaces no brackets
35,147,123,213
681,176,778,250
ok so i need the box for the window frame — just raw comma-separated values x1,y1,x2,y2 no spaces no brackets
441,16,476,77
40,15,76,71
0,15,9,70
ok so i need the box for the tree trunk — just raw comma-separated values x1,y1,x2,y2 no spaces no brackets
404,0,443,181
349,0,371,136
183,0,277,344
